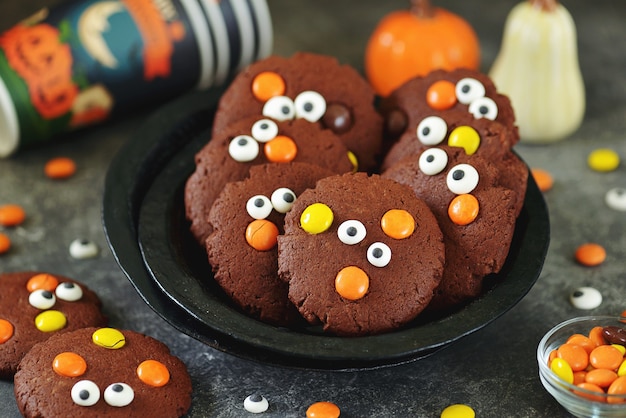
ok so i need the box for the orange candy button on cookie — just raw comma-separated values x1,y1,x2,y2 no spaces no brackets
252,71,286,102
264,136,297,163
137,359,170,387
381,209,415,239
0,319,14,344
53,352,87,377
0,204,26,226
26,273,60,292
306,401,341,418
44,157,76,179
426,80,457,110
575,243,607,266
448,194,479,225
335,266,369,301
245,219,279,251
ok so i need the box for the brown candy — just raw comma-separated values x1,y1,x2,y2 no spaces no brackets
322,103,352,134
602,326,626,345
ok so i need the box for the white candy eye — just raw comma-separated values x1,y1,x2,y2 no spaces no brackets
69,238,99,259
228,135,259,162
55,282,83,302
419,148,448,175
469,97,498,120
294,91,327,122
605,187,626,211
570,287,603,310
71,380,100,406
246,195,273,219
416,116,447,145
456,78,486,104
367,242,392,267
29,289,56,309
244,394,269,413
104,383,134,407
262,95,295,121
251,119,278,143
270,188,296,213
446,164,479,194
337,220,367,245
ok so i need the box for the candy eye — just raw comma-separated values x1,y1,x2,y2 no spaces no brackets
416,116,447,145
419,148,448,175
104,383,134,407
55,282,83,302
244,394,269,413
456,78,486,104
71,380,100,407
228,135,259,162
262,95,295,121
270,188,296,213
294,91,327,122
251,119,278,143
469,97,498,120
69,239,98,259
337,220,367,245
605,187,626,212
246,195,273,219
570,287,603,310
446,164,479,195
367,242,392,267
29,289,56,309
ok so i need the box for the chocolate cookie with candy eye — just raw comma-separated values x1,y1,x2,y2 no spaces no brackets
14,327,192,418
382,146,519,311
212,52,383,171
207,163,336,326
185,116,354,244
277,172,445,336
0,272,107,379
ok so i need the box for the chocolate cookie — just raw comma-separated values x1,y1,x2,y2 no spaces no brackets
14,327,192,417
212,52,383,171
0,272,107,379
382,146,519,311
278,172,445,336
185,116,354,244
207,163,336,326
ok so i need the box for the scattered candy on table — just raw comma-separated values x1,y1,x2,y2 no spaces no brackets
440,403,475,418
69,238,99,259
605,188,626,212
44,157,77,179
530,168,554,192
574,243,607,267
306,401,341,418
244,394,269,413
570,287,603,310
0,233,10,254
587,148,620,172
0,204,26,227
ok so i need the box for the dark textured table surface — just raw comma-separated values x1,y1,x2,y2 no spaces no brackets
1,0,625,417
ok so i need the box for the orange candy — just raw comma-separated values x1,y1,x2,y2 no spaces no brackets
589,345,624,370
575,243,607,267
589,326,608,347
53,352,87,377
575,382,606,403
245,220,279,251
567,334,597,354
530,168,554,192
448,194,479,225
306,401,341,418
0,319,14,344
381,209,415,239
335,266,369,301
137,359,170,387
44,157,76,179
426,80,457,110
264,136,297,163
557,343,589,371
0,233,10,254
586,368,618,388
0,204,26,226
251,71,285,102
607,376,626,404
26,273,59,292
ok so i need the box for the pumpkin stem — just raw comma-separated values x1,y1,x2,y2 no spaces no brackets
410,0,435,18
529,0,558,12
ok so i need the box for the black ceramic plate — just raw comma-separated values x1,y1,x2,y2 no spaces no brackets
103,90,550,370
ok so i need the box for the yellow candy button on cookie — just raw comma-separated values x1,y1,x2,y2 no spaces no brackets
35,310,67,332
448,126,480,155
441,404,475,418
92,328,126,349
300,203,333,234
588,148,620,172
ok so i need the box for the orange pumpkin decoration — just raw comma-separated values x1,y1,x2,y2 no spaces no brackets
365,0,480,97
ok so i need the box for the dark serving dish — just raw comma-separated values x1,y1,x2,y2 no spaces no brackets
103,89,550,371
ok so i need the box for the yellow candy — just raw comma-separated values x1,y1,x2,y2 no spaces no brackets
92,328,126,349
35,310,67,332
448,126,480,155
441,404,475,418
300,203,333,234
551,357,574,384
612,344,626,356
347,151,358,172
588,148,620,172
618,359,626,377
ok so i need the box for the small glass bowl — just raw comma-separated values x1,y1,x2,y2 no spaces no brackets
537,316,626,418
